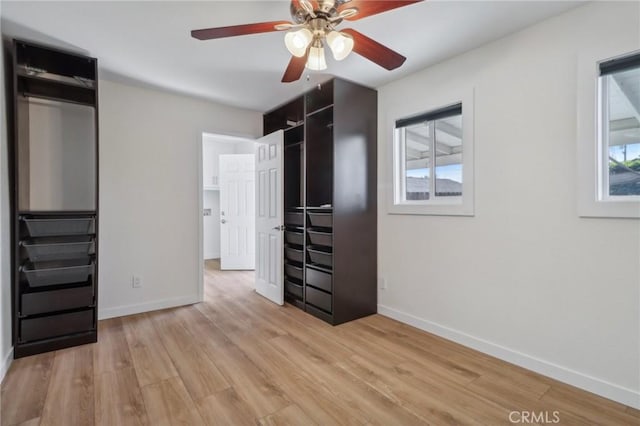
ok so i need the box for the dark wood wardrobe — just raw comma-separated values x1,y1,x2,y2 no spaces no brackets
9,40,99,357
264,78,377,325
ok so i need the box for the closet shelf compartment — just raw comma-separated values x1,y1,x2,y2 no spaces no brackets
285,279,304,300
284,211,304,227
285,246,304,263
21,240,94,262
21,261,94,288
284,263,303,281
285,230,304,246
20,308,94,343
307,230,332,247
306,286,332,313
307,212,332,228
23,217,94,237
307,246,333,269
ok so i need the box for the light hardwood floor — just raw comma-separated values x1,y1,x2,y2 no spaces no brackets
2,259,639,425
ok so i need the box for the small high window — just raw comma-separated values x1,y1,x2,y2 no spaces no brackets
599,53,640,200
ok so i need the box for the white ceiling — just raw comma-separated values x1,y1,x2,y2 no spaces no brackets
1,1,583,112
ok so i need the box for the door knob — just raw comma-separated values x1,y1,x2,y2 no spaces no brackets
272,225,284,231
221,219,227,224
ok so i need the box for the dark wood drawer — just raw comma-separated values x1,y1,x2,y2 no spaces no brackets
284,212,304,226
308,247,332,269
307,212,332,228
285,246,304,263
20,309,94,342
306,286,331,313
285,279,303,299
306,267,332,293
306,304,333,323
285,263,303,281
307,230,332,247
284,231,304,246
22,284,94,316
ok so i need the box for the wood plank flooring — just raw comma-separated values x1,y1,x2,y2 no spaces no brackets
2,259,638,425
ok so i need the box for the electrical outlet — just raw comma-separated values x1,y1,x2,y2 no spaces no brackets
379,278,387,290
132,275,142,288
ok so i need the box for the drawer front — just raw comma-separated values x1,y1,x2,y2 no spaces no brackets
307,231,332,247
20,309,94,342
307,213,332,228
23,217,94,237
308,249,332,268
285,279,303,299
306,286,332,313
22,285,94,316
284,212,304,226
22,262,94,288
285,231,304,246
285,264,303,281
306,267,332,293
285,247,304,263
306,304,333,324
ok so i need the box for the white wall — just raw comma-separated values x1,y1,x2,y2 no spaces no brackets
378,2,640,408
99,79,261,319
0,20,13,379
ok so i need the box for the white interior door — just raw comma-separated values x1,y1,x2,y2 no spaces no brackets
255,130,284,305
219,154,255,270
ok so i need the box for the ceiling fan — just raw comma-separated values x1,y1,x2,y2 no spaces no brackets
191,0,423,83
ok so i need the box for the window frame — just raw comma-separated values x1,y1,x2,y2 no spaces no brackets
388,89,475,216
577,46,640,218
597,56,640,203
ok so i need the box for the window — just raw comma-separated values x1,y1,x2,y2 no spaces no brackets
599,53,640,200
391,100,474,216
577,47,640,218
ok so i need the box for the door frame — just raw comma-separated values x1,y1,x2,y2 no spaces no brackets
198,132,256,302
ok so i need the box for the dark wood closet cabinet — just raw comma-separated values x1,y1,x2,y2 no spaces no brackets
264,78,377,325
8,40,99,357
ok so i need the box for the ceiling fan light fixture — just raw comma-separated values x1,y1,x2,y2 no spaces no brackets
284,28,312,57
306,41,327,71
326,30,354,61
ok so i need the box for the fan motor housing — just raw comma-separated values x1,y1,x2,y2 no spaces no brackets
291,0,349,23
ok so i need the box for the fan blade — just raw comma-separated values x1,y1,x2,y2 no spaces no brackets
191,21,292,40
338,0,423,21
282,50,309,83
341,28,406,70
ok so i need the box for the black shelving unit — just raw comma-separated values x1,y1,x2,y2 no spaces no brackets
9,40,99,358
264,78,377,325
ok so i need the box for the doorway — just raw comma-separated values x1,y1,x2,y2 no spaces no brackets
200,133,256,290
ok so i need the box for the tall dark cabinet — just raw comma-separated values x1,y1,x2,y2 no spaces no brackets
264,78,377,325
9,40,99,357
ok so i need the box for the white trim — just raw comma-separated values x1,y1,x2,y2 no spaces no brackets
198,135,205,303
577,44,640,218
0,346,13,383
387,88,475,216
378,304,640,410
98,294,201,320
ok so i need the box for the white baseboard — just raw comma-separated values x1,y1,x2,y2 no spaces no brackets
377,304,640,410
204,252,220,260
99,294,201,320
0,346,13,383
